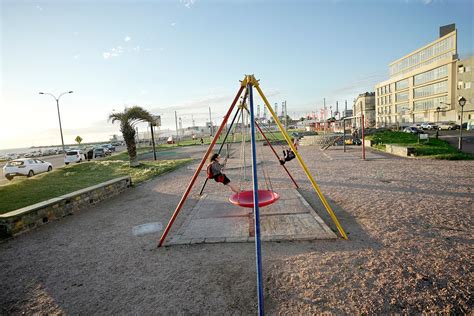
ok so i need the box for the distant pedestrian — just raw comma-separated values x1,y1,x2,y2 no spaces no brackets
200,137,204,145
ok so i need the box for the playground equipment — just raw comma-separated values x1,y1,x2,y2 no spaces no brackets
342,114,366,160
158,75,347,315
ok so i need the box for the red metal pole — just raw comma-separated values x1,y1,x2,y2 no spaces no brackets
361,114,365,160
158,85,245,247
254,120,299,188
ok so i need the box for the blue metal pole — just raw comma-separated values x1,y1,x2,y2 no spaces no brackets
248,82,264,315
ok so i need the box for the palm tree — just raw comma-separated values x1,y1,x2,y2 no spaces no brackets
109,106,154,167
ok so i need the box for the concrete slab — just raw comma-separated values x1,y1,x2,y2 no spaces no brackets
167,188,337,245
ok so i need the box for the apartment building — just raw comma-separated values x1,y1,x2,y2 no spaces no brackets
456,55,473,122
375,24,458,127
353,92,376,128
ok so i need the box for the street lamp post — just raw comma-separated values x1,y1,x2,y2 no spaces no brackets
435,106,441,139
39,91,73,155
458,96,466,150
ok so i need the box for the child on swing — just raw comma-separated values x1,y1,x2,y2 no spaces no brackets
279,138,297,165
208,153,240,193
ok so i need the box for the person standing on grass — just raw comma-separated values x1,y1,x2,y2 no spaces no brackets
208,154,239,193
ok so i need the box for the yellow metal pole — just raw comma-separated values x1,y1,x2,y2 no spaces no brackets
251,76,348,239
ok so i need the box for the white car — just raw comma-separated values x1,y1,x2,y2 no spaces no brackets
3,158,53,180
64,150,86,165
24,151,42,158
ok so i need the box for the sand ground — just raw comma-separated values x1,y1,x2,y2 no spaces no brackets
0,145,472,314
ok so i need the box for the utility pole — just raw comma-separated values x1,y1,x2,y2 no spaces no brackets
209,106,213,136
174,111,179,145
191,114,195,127
323,98,326,120
284,100,288,131
257,104,260,120
323,98,327,134
150,122,157,160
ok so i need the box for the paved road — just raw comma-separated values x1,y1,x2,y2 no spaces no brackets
0,147,127,186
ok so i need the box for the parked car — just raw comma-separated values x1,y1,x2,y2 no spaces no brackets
3,158,52,180
403,126,422,134
42,149,57,156
24,150,42,158
93,147,106,158
101,144,115,153
420,122,438,130
437,122,459,130
64,150,85,165
467,120,474,131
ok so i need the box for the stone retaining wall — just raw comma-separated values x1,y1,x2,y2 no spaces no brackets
0,176,132,238
385,144,415,157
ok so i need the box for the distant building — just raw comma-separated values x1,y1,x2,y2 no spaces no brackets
342,109,353,118
353,92,376,128
375,24,458,127
456,56,473,122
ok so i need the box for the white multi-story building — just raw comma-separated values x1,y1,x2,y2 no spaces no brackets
375,24,458,127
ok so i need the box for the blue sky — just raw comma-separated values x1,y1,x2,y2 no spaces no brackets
0,0,473,149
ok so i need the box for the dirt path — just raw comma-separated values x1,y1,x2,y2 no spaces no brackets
0,145,472,314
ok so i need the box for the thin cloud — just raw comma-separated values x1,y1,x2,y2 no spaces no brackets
73,54,80,60
103,39,143,59
180,0,196,9
171,22,177,27
35,4,43,11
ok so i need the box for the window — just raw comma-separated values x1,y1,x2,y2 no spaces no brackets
396,91,409,102
414,96,447,111
465,82,472,89
389,33,455,76
395,79,409,91
413,80,448,98
458,66,464,73
414,65,449,86
458,81,464,89
466,66,471,72
395,103,409,114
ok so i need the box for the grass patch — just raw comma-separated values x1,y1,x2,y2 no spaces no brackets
104,147,163,161
366,131,473,160
0,159,191,214
366,131,418,145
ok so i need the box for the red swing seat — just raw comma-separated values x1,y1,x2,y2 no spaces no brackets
229,190,280,208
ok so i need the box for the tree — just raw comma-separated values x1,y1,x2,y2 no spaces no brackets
75,136,83,145
109,106,154,167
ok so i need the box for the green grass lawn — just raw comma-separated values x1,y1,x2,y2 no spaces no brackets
366,131,473,160
0,159,191,214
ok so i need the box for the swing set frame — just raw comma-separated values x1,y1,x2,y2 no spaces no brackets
158,75,347,246
157,75,347,315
